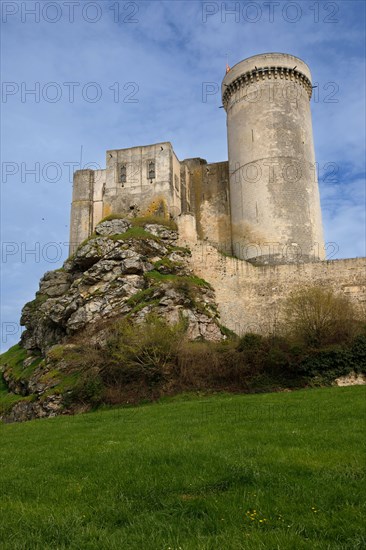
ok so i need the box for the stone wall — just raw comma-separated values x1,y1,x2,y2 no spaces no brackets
69,169,94,254
70,146,233,254
182,158,231,249
179,233,366,335
69,142,180,252
103,142,177,220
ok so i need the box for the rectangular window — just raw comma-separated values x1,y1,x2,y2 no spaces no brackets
120,164,127,185
147,160,156,181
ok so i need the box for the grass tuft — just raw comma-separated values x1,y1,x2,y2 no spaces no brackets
109,226,159,242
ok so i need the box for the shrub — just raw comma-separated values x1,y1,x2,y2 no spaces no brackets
237,333,264,352
298,345,354,383
177,340,242,388
351,334,366,372
102,314,187,386
284,286,359,347
60,344,106,374
70,368,104,405
235,334,301,387
236,333,268,377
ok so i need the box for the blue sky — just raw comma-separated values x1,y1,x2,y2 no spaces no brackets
1,0,365,351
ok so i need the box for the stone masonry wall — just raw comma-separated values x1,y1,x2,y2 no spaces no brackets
177,229,366,335
182,158,231,249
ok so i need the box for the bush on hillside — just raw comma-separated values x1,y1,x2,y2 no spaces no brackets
284,286,361,347
101,314,188,386
28,312,366,411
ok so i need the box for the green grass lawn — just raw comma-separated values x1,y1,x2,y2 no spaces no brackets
1,387,365,549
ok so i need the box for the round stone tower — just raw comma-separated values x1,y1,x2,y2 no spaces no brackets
222,53,324,264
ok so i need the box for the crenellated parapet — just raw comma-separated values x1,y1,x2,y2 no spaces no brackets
222,65,313,109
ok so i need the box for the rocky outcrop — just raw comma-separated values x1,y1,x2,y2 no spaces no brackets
20,219,222,354
95,218,131,236
2,395,64,423
334,372,366,386
1,218,225,422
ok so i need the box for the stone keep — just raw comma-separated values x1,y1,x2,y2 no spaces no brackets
70,53,325,264
69,143,188,252
222,53,324,263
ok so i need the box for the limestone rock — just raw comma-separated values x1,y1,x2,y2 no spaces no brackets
334,372,366,386
144,224,178,244
3,222,225,422
1,395,64,423
165,307,222,342
18,229,170,349
168,250,188,263
82,260,121,284
121,251,151,274
69,237,118,271
95,218,131,236
39,270,72,297
19,225,223,353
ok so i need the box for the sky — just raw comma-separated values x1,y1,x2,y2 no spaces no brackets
1,0,365,351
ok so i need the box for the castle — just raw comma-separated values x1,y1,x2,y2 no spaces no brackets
69,53,365,333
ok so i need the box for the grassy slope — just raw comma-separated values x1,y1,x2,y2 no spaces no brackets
0,387,365,549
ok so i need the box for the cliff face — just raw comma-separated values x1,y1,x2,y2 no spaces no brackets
1,218,224,422
21,218,223,353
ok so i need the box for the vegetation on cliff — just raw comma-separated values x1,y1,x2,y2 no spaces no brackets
0,217,365,423
0,218,224,421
